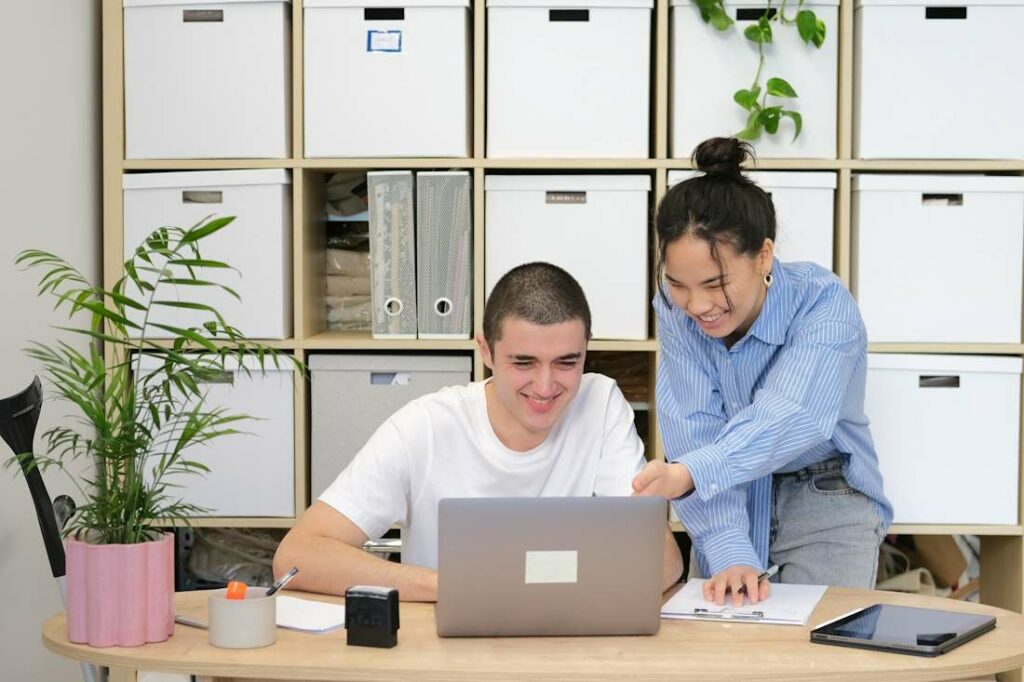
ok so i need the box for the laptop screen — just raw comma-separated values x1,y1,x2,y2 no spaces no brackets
436,496,666,637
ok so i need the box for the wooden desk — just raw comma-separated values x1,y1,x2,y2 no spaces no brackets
43,588,1024,682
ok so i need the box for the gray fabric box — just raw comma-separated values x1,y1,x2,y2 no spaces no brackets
310,354,473,500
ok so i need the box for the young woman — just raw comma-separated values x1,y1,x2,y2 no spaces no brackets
633,137,892,606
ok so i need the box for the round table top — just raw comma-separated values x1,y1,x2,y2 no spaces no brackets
43,587,1024,681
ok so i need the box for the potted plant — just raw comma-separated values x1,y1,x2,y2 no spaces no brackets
10,216,298,647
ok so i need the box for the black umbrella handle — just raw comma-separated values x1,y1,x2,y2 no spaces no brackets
0,377,65,579
19,461,65,579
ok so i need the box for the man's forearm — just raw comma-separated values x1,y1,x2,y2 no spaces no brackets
662,526,684,591
274,533,438,602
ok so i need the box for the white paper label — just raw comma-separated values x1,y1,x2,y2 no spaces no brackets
524,550,578,584
367,30,402,53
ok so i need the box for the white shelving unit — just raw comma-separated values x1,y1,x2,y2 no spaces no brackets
102,2,1024,661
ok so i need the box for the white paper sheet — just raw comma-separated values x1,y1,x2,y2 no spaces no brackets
275,596,346,633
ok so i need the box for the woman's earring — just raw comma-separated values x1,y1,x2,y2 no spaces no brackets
763,272,774,288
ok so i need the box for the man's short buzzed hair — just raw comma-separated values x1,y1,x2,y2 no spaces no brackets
483,262,592,349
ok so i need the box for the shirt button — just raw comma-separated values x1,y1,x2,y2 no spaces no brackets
731,402,740,409
709,483,719,494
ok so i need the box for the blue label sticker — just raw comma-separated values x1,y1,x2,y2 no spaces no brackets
367,30,403,53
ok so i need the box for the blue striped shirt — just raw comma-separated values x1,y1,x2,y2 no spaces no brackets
655,260,893,577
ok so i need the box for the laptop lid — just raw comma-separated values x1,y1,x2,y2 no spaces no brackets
810,604,996,657
435,496,666,637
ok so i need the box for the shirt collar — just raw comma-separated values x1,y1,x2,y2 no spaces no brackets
744,258,791,347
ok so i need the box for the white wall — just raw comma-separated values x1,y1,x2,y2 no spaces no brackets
0,1,101,679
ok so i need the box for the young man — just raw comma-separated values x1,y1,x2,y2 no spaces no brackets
274,262,683,600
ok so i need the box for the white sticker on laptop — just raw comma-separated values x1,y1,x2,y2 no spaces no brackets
367,30,402,53
524,550,578,584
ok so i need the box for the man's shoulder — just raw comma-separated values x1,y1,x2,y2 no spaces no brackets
781,261,864,332
387,381,480,432
570,373,626,417
579,371,617,394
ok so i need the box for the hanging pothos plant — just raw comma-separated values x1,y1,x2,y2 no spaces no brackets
692,0,826,141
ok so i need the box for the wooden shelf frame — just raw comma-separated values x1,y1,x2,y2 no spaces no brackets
122,158,1024,172
102,0,1024,645
669,522,1024,537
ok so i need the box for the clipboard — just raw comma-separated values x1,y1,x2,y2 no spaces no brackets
662,579,827,626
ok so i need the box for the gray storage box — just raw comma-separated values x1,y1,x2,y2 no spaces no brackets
310,354,473,500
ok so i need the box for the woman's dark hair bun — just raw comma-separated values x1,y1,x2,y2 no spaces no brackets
692,137,752,177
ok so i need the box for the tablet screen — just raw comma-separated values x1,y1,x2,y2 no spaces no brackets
818,605,994,648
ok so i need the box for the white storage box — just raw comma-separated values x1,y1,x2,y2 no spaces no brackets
139,354,296,517
854,175,1024,343
669,171,836,270
486,0,652,158
304,0,471,158
310,354,473,499
123,170,293,339
866,354,1021,524
854,0,1024,159
485,175,650,339
671,0,838,160
123,0,291,159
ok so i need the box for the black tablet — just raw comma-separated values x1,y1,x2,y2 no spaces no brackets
810,604,996,657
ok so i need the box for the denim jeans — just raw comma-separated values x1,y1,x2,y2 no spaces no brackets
768,456,887,588
688,456,886,588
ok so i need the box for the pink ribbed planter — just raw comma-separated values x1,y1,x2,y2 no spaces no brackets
65,532,174,647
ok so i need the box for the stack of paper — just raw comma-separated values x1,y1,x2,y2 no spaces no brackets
661,579,827,626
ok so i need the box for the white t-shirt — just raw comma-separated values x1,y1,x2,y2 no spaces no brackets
319,373,646,569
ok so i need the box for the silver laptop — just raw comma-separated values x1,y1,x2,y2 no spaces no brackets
436,496,666,637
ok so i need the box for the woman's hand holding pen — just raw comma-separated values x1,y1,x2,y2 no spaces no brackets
706,565,772,607
631,460,695,499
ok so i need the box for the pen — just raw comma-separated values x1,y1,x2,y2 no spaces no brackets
174,614,208,630
266,566,299,597
736,564,779,596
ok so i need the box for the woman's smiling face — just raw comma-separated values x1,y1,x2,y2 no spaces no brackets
663,233,774,346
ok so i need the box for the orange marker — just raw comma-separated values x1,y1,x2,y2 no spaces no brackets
226,580,248,600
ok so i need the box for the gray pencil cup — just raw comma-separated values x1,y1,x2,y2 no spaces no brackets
208,586,277,649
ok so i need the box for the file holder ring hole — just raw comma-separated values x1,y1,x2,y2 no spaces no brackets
384,297,404,317
434,298,453,317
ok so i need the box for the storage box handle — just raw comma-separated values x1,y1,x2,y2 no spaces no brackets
545,191,587,204
925,6,967,19
371,372,412,386
183,9,224,22
549,9,590,21
384,297,405,316
736,8,777,20
921,193,963,207
197,371,235,386
365,8,405,20
182,190,223,204
919,375,960,388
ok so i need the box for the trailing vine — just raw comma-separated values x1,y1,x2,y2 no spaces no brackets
691,0,826,141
